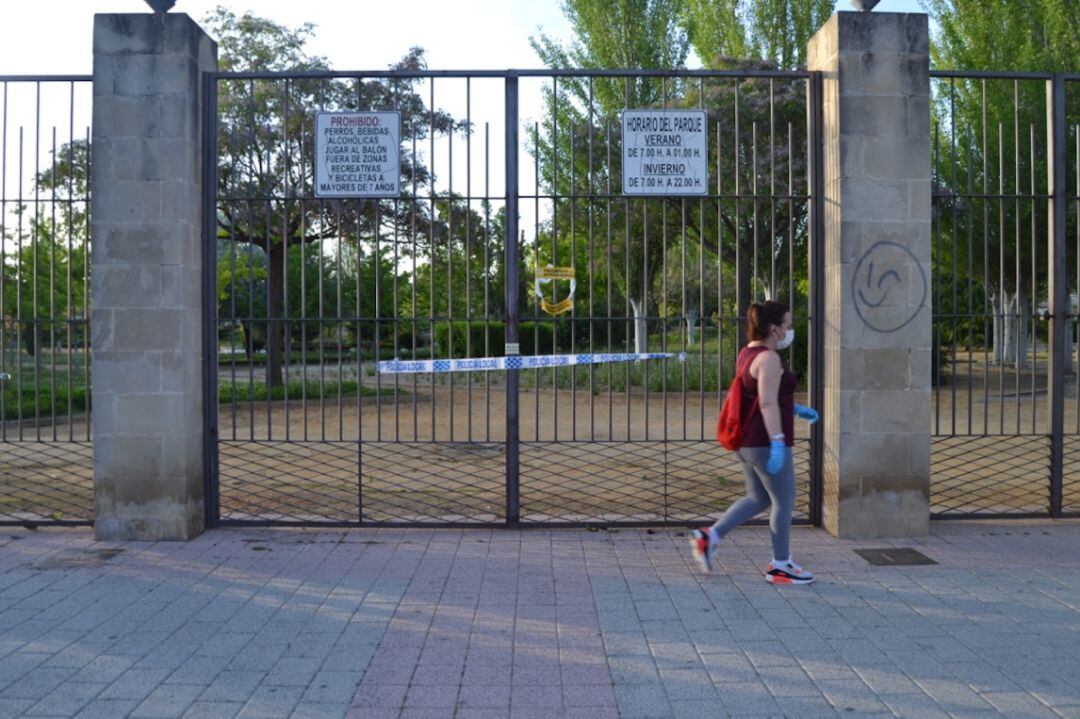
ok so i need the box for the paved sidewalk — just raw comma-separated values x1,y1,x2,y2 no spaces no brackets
1,521,1079,718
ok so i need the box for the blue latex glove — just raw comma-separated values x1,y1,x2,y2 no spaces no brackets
794,404,819,424
767,439,786,475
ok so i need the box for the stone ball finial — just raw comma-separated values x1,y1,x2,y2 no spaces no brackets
144,0,176,12
850,0,881,9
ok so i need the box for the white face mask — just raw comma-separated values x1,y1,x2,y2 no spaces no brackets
776,328,795,350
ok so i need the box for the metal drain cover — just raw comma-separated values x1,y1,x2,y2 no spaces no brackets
854,548,936,566
32,548,124,570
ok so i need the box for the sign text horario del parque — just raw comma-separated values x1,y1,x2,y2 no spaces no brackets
621,109,708,196
315,111,401,198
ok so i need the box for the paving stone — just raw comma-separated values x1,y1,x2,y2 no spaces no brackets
130,683,205,718
2,524,1079,719
75,699,143,719
181,701,243,719
25,681,106,716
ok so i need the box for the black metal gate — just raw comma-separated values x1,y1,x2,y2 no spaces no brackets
204,68,823,526
0,76,93,527
928,70,1080,518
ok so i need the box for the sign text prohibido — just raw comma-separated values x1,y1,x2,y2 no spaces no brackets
621,109,707,196
315,111,401,198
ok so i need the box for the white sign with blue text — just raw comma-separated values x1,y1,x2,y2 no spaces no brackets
315,111,401,198
621,109,708,196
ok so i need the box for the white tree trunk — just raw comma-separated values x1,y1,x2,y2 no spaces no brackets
991,291,1003,364
1015,294,1029,370
1067,317,1076,374
1002,293,1016,366
686,307,698,346
629,298,648,354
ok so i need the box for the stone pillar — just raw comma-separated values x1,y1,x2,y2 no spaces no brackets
807,13,932,537
91,14,217,540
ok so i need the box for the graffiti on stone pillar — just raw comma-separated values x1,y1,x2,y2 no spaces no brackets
852,240,927,333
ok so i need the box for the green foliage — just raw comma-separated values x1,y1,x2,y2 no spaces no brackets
1,377,89,422
2,216,89,357
682,0,832,70
923,0,1080,361
205,6,463,386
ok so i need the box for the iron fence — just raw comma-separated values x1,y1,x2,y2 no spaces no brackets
929,70,1080,518
205,68,822,526
0,76,93,526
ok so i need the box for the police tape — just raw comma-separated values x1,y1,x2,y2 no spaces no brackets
377,352,687,375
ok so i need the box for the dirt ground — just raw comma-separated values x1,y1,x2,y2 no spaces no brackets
4,360,1080,523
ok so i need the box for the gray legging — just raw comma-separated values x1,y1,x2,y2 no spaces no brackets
709,444,794,561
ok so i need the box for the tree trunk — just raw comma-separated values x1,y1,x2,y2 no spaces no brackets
991,291,1002,364
1067,317,1076,375
1015,293,1029,370
686,307,698,346
266,245,285,388
241,321,254,360
20,322,35,357
629,297,648,354
1002,293,1016,366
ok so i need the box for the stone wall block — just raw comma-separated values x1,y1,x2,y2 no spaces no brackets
862,138,931,180
860,389,931,433
112,308,189,351
93,98,163,141
117,394,191,435
93,224,184,267
92,180,162,224
837,12,929,54
97,264,163,308
91,351,162,394
839,94,910,138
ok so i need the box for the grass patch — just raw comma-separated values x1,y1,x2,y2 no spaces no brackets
217,380,399,404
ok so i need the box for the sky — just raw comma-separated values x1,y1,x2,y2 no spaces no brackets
0,0,928,250
0,0,927,76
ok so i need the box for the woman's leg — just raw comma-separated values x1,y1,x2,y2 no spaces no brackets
709,447,772,539
754,447,795,561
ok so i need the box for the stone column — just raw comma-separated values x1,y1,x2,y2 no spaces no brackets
91,14,217,540
807,13,932,537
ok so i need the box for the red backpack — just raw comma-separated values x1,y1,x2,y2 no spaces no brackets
716,351,759,451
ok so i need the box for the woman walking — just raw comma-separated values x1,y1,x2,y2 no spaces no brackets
690,300,819,584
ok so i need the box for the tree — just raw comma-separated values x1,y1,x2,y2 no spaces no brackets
531,0,690,354
922,0,1080,369
530,0,820,359
208,7,460,386
682,0,833,71
2,140,90,359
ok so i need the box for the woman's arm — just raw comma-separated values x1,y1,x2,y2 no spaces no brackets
753,351,784,440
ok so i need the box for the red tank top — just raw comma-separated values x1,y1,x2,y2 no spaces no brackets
736,345,796,447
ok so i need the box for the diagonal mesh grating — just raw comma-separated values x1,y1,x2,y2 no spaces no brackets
219,442,359,522
519,440,811,523
1063,436,1080,513
931,435,1050,516
0,442,93,524
219,441,504,524
520,441,666,523
666,440,811,523
359,442,504,523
